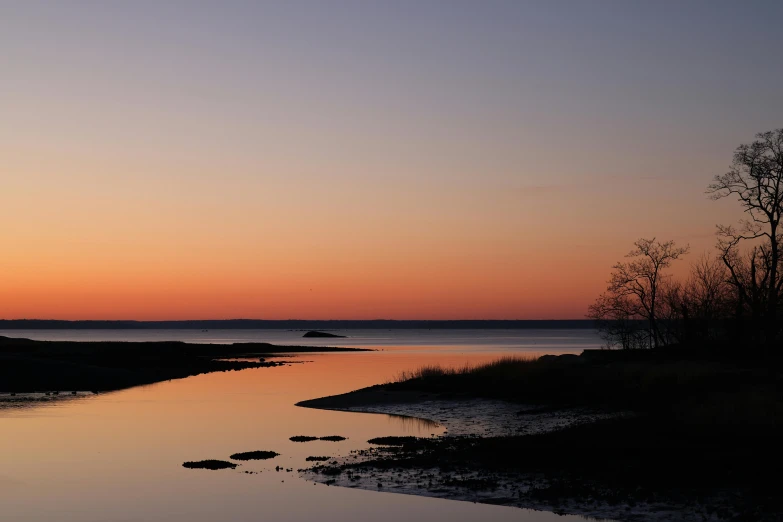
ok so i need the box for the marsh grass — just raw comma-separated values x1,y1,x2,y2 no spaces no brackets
390,356,536,384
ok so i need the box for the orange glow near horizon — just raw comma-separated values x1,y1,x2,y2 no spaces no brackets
0,147,739,320
0,247,604,320
0,220,713,321
0,139,742,320
1,4,765,321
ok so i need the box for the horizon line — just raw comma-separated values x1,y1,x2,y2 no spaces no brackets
0,318,592,323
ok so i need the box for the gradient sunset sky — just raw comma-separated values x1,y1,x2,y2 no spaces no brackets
2,1,783,320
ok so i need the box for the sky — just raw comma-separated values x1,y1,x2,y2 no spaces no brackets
1,1,782,320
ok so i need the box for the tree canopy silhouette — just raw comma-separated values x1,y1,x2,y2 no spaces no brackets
708,128,783,347
589,238,688,349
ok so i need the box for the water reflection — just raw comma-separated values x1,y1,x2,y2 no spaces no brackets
0,343,597,522
385,413,441,433
0,392,94,411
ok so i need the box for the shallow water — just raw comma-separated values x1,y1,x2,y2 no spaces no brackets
0,329,602,521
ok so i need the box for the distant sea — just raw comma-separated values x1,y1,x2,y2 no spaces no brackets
0,328,603,354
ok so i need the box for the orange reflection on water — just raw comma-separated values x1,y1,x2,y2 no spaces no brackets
0,350,583,522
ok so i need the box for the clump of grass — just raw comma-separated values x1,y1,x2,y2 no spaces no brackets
393,365,456,382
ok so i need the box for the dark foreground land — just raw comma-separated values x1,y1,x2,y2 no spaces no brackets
300,349,783,521
0,336,368,393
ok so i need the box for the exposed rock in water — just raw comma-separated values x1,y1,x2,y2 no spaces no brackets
230,450,279,461
306,456,331,462
182,460,236,470
289,435,346,442
302,331,346,338
290,435,319,442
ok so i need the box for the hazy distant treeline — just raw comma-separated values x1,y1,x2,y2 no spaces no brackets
0,319,595,330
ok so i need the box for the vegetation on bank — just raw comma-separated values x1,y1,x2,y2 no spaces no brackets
390,356,535,383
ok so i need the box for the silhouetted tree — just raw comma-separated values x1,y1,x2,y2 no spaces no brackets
686,254,733,321
658,254,734,344
658,278,686,345
589,238,689,349
587,293,647,349
719,245,777,344
708,128,783,347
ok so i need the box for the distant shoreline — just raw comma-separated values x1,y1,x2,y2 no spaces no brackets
0,319,596,330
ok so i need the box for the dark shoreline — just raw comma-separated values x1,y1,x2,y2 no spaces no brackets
0,336,369,393
299,350,783,521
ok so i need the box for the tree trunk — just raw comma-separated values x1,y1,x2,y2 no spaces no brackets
766,226,778,350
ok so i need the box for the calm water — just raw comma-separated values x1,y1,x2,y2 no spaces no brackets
0,328,600,352
0,329,601,522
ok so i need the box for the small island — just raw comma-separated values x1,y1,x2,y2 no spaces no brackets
302,331,346,338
